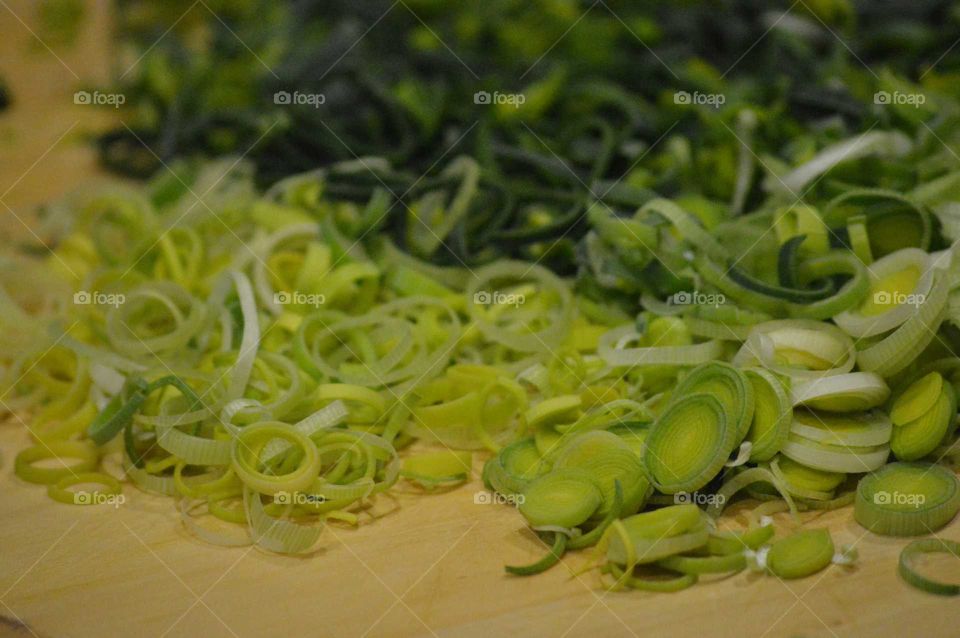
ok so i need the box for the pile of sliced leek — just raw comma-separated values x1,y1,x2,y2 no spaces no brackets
4,156,960,595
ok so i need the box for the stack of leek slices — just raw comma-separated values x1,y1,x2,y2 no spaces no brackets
3,149,960,594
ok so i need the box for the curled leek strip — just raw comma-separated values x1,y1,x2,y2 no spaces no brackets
707,466,798,521
744,368,792,462
245,488,323,554
855,462,960,536
15,440,99,485
465,261,573,353
899,539,960,595
890,373,957,461
765,529,835,579
598,324,723,367
294,296,460,388
104,281,207,359
603,564,697,592
47,472,123,505
707,525,775,556
857,271,949,378
789,410,893,448
790,372,890,413
658,551,747,575
604,505,708,566
643,394,737,494
734,320,855,380
770,456,842,501
567,481,623,550
833,248,934,338
231,422,322,495
780,432,890,474
505,531,568,577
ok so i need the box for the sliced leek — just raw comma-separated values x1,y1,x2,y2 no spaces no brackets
766,529,835,579
899,539,960,595
855,462,960,536
643,394,738,493
890,373,957,461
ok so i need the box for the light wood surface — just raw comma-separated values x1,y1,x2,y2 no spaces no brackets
3,3,960,637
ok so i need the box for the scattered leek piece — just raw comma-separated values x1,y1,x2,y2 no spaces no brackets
766,529,835,579
855,463,960,536
401,451,472,487
899,539,960,596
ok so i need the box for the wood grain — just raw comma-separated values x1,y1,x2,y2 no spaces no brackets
2,3,960,637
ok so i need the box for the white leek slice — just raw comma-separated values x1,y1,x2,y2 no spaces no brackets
781,433,890,473
790,410,892,447
834,248,933,338
790,372,890,412
734,320,855,379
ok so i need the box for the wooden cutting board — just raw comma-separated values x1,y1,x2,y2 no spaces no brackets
2,3,960,637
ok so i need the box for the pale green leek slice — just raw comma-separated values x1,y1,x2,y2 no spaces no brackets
891,381,957,461
766,529,835,579
518,469,602,529
672,362,754,440
744,368,792,462
643,394,738,494
855,462,960,536
552,431,650,517
401,450,472,487
891,372,944,426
